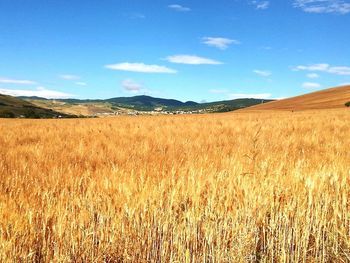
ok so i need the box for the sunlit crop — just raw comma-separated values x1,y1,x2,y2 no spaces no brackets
0,109,349,262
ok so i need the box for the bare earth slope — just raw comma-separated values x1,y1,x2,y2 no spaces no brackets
243,85,350,111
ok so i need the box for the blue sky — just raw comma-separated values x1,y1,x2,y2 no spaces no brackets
0,0,350,102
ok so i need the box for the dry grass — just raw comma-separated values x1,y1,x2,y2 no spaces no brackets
0,109,349,262
244,85,350,111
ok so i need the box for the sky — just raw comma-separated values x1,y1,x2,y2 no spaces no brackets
0,0,350,102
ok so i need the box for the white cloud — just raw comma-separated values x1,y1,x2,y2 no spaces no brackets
294,63,350,75
105,63,177,73
294,0,350,14
302,82,321,89
328,66,350,75
202,37,240,50
129,13,146,19
209,89,228,94
121,79,143,92
294,63,329,71
168,4,191,12
228,93,272,99
252,1,270,10
307,73,319,78
75,82,87,86
253,70,272,77
260,46,272,50
166,55,223,65
0,77,36,85
60,74,81,80
0,87,73,99
338,82,350,86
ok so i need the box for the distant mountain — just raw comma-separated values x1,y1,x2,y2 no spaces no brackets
19,95,198,109
19,95,272,114
242,85,350,111
0,94,76,118
188,98,272,112
105,95,198,110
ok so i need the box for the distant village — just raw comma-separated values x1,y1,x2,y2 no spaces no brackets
94,108,207,117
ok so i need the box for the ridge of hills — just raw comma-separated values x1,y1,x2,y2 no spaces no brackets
5,84,349,118
16,95,272,116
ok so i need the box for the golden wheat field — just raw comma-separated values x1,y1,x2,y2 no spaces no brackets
0,109,349,262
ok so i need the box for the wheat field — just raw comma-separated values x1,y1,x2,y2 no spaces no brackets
0,109,349,262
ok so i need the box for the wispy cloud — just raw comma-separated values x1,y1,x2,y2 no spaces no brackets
228,93,272,99
327,66,350,75
210,89,275,100
209,89,228,94
260,46,272,50
253,70,272,77
0,87,72,98
121,79,143,92
302,82,321,89
60,75,87,86
0,77,36,85
294,63,329,71
105,63,177,73
294,63,350,75
251,1,270,10
307,73,320,78
202,37,240,50
294,0,350,14
168,4,191,12
75,82,87,86
129,13,146,19
60,74,81,80
166,55,223,65
121,79,156,95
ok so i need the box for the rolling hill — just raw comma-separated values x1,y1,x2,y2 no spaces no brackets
106,95,198,109
19,95,273,115
242,85,350,111
0,94,76,118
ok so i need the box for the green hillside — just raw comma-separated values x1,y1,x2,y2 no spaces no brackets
0,94,76,118
20,95,273,114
